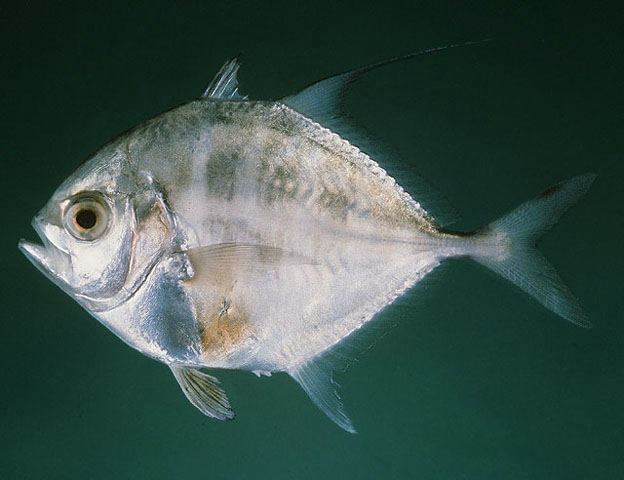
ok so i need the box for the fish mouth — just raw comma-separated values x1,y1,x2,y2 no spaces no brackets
18,217,73,293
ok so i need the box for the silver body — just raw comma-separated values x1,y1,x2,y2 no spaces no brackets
95,99,452,371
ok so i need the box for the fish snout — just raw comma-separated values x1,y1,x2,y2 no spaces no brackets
19,215,73,290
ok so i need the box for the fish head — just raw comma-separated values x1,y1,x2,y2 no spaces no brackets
19,139,202,363
18,143,169,309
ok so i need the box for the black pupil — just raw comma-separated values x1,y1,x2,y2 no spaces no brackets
75,209,97,229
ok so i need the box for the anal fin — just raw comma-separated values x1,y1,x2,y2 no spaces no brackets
171,366,235,420
290,361,356,433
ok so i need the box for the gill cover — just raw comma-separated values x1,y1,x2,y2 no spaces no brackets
76,178,179,312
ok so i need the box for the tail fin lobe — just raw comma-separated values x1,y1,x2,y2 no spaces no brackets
471,174,596,327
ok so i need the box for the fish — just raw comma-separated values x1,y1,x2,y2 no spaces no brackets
18,46,595,433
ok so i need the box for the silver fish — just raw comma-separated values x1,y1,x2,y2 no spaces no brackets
19,50,594,432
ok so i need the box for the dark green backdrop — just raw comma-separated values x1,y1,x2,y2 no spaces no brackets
2,2,622,479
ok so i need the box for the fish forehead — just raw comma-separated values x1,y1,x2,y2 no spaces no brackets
62,143,127,193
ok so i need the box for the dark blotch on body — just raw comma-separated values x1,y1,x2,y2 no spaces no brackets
206,150,240,200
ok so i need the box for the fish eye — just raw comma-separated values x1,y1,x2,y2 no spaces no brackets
64,192,111,241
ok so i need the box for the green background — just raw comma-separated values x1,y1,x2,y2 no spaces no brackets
2,1,623,479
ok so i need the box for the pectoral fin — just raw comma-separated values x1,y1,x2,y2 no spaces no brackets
186,242,315,286
170,366,234,420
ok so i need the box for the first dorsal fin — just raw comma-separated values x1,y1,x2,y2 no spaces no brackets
170,366,235,420
281,39,491,124
202,58,246,100
290,360,356,433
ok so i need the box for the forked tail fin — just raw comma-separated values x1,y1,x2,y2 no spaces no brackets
470,174,596,327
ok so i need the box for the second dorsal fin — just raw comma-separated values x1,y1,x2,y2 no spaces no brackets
281,39,490,124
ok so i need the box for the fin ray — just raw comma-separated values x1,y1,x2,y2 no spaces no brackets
288,259,444,433
290,361,356,433
281,39,491,124
203,58,246,100
471,173,596,327
186,242,315,286
170,366,234,420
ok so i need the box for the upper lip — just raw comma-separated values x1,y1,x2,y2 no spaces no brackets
18,217,71,290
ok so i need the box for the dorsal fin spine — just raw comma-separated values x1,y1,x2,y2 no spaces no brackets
203,57,247,100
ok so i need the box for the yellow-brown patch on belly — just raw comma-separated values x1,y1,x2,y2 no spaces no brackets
198,298,251,358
